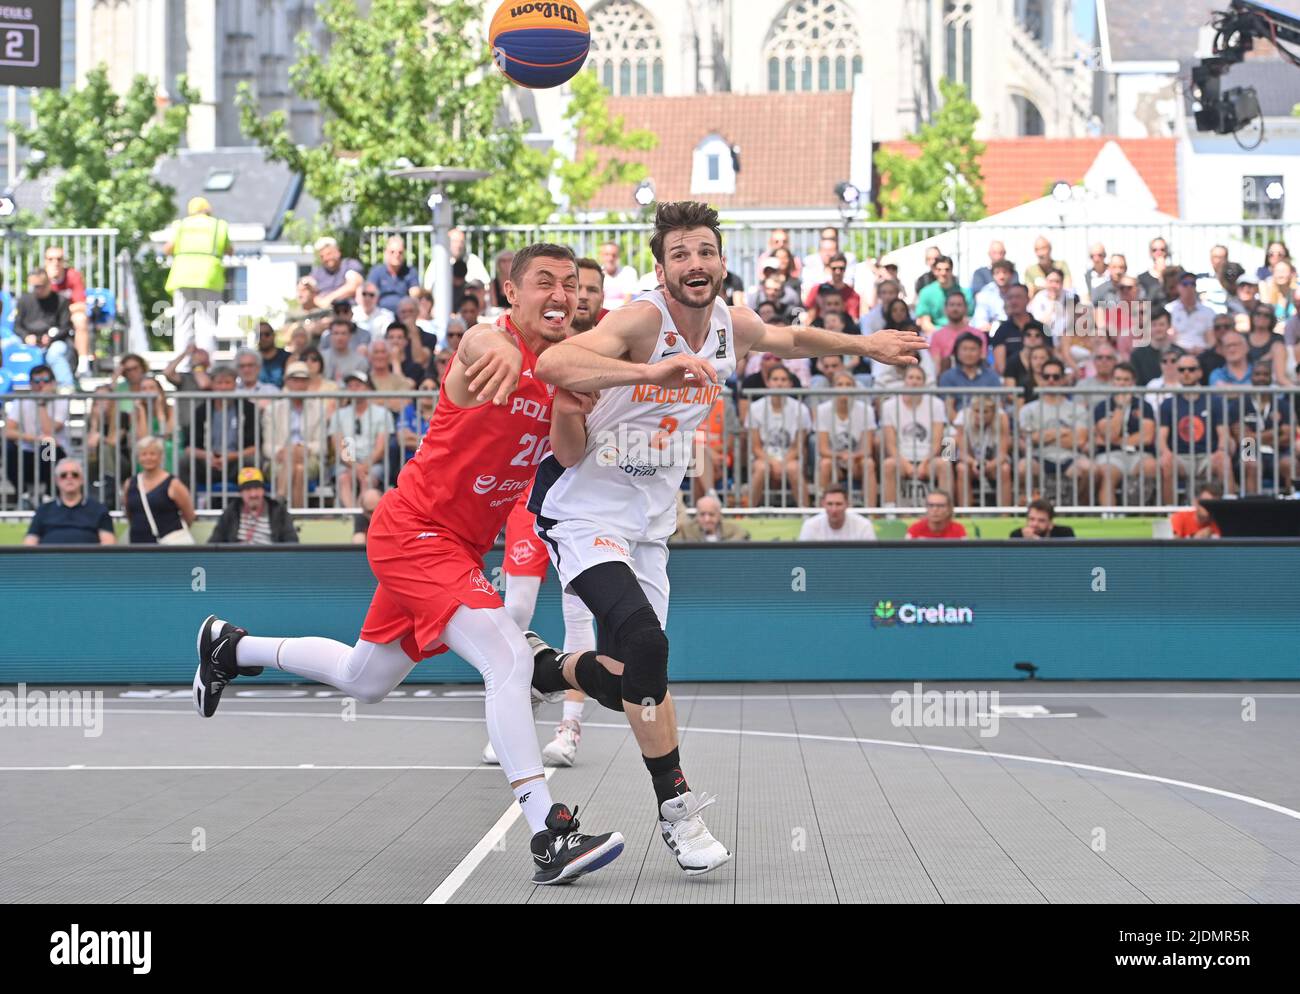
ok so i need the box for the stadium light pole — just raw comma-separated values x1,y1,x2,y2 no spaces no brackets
388,166,489,342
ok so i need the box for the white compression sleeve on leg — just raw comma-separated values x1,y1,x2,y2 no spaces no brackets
440,605,546,785
561,590,596,654
503,574,542,633
237,635,414,705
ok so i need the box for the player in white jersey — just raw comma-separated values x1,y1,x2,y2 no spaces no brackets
526,202,926,875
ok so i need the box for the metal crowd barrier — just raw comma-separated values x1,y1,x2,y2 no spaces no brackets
1,384,1296,519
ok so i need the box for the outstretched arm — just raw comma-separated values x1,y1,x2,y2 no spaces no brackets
730,306,926,367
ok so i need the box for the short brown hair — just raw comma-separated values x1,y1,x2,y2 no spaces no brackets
576,257,604,283
1027,498,1055,518
650,201,723,264
510,243,577,286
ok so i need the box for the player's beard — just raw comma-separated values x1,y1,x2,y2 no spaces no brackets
664,270,725,310
570,310,596,333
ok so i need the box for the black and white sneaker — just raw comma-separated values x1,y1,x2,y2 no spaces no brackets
530,803,624,885
193,614,258,718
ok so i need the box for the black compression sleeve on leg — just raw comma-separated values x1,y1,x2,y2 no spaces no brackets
572,651,625,713
530,645,570,697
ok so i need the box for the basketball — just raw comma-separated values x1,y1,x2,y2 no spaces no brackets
489,1,591,89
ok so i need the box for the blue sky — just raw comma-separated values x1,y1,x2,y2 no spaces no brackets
1075,0,1096,41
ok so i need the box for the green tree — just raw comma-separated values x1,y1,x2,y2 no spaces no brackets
15,66,196,253
557,69,657,214
874,77,986,222
239,0,555,255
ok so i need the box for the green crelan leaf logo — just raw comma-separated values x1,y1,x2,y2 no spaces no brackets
875,600,895,620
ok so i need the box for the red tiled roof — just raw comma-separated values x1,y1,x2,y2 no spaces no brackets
880,137,1180,217
581,93,854,211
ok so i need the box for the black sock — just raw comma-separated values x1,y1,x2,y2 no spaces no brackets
644,747,689,807
530,647,570,697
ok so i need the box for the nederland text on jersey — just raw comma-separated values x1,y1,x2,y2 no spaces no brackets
629,384,724,406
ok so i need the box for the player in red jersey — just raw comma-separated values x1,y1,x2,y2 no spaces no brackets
191,243,625,885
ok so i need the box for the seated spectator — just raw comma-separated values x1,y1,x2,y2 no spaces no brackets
488,250,514,313
938,332,1001,420
1245,303,1290,384
4,365,69,501
1208,330,1252,387
905,489,967,539
1023,236,1073,294
746,272,801,321
458,292,483,333
881,364,950,505
803,254,860,322
1090,362,1157,506
930,297,986,377
353,281,396,341
809,353,847,390
807,286,860,334
1129,307,1175,385
770,247,801,296
1089,253,1131,309
396,295,436,355
674,494,751,542
970,240,1015,297
124,435,196,544
861,278,902,333
352,486,383,544
1009,498,1075,538
801,229,856,291
954,394,1012,506
1137,237,1172,307
1158,359,1234,498
367,235,419,312
872,297,931,388
24,458,115,545
283,275,332,343
1259,258,1298,324
44,245,92,375
367,338,414,413
915,256,972,334
972,259,1015,330
235,348,279,397
1168,272,1216,353
746,365,810,507
739,351,801,421
1197,245,1232,313
1027,268,1080,350
392,377,436,467
1145,345,1186,406
1228,360,1293,493
1001,319,1050,382
816,370,876,506
1017,358,1093,502
384,321,428,384
599,241,639,310
84,386,126,507
989,284,1045,377
256,322,290,387
299,346,340,412
413,287,439,339
914,245,941,297
322,318,369,384
131,375,178,474
799,485,876,540
330,371,393,508
265,361,326,508
184,365,259,490
309,236,365,308
1234,273,1261,317
1076,342,1120,390
1081,242,1109,304
1013,343,1053,406
209,466,299,545
1169,482,1223,538
15,268,74,387
1092,274,1142,355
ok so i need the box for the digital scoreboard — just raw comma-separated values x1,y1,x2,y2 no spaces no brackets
0,3,60,88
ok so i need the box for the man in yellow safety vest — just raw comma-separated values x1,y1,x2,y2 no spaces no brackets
163,196,231,361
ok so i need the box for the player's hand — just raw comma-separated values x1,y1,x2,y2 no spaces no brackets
464,343,523,406
863,329,928,367
554,388,598,417
646,354,718,390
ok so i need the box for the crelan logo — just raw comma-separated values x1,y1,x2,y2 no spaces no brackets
871,599,974,627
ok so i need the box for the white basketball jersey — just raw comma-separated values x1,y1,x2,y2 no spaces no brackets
533,290,737,541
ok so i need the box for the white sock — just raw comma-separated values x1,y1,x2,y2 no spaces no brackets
237,635,287,670
562,699,585,724
514,778,555,835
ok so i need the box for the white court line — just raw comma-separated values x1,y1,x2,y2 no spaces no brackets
99,692,1300,704
0,764,490,772
16,707,1300,824
425,768,554,905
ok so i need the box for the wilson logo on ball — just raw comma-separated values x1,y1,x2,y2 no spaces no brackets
489,0,591,90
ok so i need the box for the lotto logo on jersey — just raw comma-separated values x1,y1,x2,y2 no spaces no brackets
469,569,496,596
510,396,551,422
509,540,540,566
474,474,498,494
592,536,629,557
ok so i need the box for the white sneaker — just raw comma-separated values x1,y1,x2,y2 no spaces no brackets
542,719,581,767
658,790,732,876
481,695,542,765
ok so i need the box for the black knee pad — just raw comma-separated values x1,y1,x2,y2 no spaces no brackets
614,606,669,706
573,651,625,713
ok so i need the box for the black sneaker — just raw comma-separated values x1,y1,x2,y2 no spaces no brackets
530,803,624,885
193,615,259,717
523,631,566,703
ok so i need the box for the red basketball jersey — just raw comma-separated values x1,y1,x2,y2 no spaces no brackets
389,318,555,557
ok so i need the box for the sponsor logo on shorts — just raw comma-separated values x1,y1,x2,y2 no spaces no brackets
592,536,629,557
469,569,496,596
416,532,438,540
474,474,498,494
509,540,540,565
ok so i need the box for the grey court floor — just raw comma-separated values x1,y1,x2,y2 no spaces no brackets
1,681,1298,904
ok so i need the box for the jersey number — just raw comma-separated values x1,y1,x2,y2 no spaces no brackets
650,416,679,450
511,433,552,467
